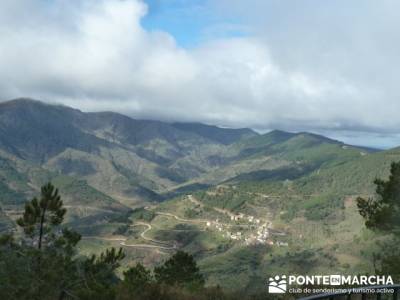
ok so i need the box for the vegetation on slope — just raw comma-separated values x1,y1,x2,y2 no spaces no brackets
0,183,277,300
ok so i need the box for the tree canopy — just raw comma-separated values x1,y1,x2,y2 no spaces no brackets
357,162,400,231
0,182,125,300
1,182,249,300
357,162,400,279
154,251,205,289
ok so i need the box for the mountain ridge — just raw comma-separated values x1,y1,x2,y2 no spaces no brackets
0,98,397,292
0,98,385,227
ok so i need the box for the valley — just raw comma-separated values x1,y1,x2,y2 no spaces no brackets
73,185,376,291
0,98,397,292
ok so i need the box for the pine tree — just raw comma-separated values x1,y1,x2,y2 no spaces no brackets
17,182,66,249
357,161,400,279
154,251,204,290
1,182,128,299
357,162,400,231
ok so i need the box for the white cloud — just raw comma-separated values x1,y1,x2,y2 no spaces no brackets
1,0,400,147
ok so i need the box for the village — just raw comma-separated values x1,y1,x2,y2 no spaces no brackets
205,211,289,247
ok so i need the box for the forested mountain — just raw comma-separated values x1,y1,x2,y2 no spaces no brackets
0,99,379,209
1,98,398,294
0,99,256,204
0,99,385,217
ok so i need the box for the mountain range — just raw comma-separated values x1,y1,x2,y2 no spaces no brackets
0,99,390,225
2,98,400,291
0,99,376,198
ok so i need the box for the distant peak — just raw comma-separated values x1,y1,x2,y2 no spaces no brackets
2,97,43,104
172,122,258,145
295,132,342,144
268,129,293,135
173,122,256,132
264,129,296,138
0,98,82,113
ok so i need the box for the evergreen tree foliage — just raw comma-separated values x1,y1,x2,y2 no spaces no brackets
357,162,400,231
0,182,125,300
0,182,267,299
17,182,66,249
123,263,152,291
154,251,205,289
118,263,153,299
357,162,400,279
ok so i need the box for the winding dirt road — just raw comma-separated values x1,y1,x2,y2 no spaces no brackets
82,222,177,250
154,211,209,224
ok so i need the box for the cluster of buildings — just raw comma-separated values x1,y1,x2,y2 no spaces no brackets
224,231,242,240
206,218,224,232
230,213,261,224
244,229,289,247
205,212,289,247
244,222,272,245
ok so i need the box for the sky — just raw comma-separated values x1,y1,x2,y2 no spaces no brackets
1,0,400,148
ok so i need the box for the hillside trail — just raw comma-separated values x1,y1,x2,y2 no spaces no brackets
188,194,236,218
64,205,116,214
130,223,175,246
82,222,177,250
148,207,209,224
186,195,270,228
5,205,120,216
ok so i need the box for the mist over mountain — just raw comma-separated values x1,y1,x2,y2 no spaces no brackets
1,1,400,297
2,98,400,294
0,99,261,213
0,98,375,203
0,98,382,198
0,98,385,225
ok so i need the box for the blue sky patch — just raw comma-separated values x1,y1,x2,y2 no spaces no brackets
141,0,247,47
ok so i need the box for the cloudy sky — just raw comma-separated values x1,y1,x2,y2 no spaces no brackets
1,0,400,148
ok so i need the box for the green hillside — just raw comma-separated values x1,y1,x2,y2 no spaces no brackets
1,98,398,294
97,144,398,292
0,99,262,204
